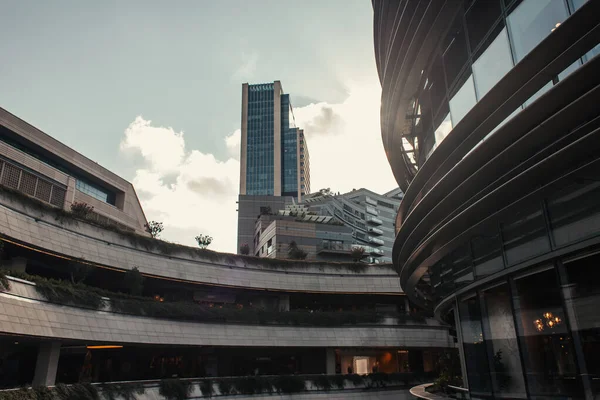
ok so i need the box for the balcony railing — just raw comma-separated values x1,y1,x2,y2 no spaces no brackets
366,216,383,225
369,236,385,246
368,227,384,235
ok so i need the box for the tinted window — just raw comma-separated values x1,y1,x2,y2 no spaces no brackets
473,28,514,99
443,16,470,90
466,0,502,52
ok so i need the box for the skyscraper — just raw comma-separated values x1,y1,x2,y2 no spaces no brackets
239,81,310,200
237,81,310,253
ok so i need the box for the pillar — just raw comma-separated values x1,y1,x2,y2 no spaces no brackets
5,257,27,273
32,342,60,387
278,295,290,311
326,348,336,375
404,297,411,315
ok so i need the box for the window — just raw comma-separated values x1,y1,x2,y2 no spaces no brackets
513,268,582,397
500,201,550,265
473,28,514,99
459,295,492,395
434,113,452,145
443,16,469,90
76,179,115,205
507,0,569,63
466,0,502,53
449,74,477,126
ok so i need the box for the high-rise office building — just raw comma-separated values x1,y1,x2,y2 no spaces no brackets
238,81,310,254
239,81,310,200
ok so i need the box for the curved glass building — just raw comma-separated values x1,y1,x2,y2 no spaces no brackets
374,0,600,398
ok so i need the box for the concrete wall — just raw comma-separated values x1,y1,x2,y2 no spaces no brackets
0,279,453,348
0,194,402,294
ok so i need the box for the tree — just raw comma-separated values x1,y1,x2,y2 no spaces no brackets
240,243,250,255
350,247,366,262
70,202,94,219
66,260,92,284
124,267,145,296
195,234,213,249
145,221,164,238
287,241,307,260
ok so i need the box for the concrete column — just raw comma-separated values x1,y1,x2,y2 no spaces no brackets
404,297,411,315
278,295,290,311
5,257,27,273
64,176,77,210
32,342,60,387
326,348,336,375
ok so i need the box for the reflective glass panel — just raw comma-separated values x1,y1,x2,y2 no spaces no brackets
466,0,502,52
443,16,469,90
524,81,553,107
471,228,504,278
500,201,550,265
564,253,600,397
513,268,583,397
459,295,492,395
449,75,477,126
508,0,569,63
481,283,527,398
434,113,452,146
547,168,600,247
473,28,514,100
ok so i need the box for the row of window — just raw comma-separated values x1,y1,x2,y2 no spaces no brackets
412,0,597,167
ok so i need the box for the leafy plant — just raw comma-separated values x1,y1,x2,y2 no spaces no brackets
239,243,250,255
350,247,365,262
287,241,307,260
199,379,213,398
195,235,213,249
70,202,95,219
217,380,234,395
123,267,144,296
271,375,305,394
313,375,333,391
66,260,92,284
331,374,346,389
159,379,192,400
100,383,145,400
346,374,365,386
0,270,9,291
144,221,164,238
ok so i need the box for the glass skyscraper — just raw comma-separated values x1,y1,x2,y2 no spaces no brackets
240,81,310,200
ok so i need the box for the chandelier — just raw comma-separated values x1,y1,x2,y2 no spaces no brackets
534,312,562,332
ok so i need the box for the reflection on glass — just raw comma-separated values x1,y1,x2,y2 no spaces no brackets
471,228,504,277
459,296,492,395
547,172,600,247
558,60,582,81
500,202,550,265
513,268,583,397
507,0,569,63
481,283,527,398
473,28,514,99
434,113,452,146
449,75,477,126
564,254,600,397
524,81,553,107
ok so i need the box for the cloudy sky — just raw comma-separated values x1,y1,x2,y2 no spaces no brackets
0,0,397,253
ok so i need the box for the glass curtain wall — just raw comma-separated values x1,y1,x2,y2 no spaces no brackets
413,0,593,166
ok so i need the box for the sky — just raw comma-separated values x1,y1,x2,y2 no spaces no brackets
0,0,397,253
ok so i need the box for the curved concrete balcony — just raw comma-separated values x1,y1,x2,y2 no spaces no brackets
0,278,453,348
0,191,401,294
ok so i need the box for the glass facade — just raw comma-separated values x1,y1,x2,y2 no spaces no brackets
409,0,595,166
246,83,275,195
281,94,298,197
76,179,115,204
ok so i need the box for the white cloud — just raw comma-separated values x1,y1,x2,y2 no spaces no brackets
225,129,241,160
232,51,258,81
120,118,240,253
121,78,397,253
294,78,397,194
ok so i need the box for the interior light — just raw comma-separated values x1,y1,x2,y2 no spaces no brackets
87,345,123,349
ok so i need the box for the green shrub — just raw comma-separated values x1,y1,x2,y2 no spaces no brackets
100,383,145,400
199,379,213,398
230,377,269,395
271,375,305,394
0,388,36,400
123,267,144,296
346,374,365,386
0,270,9,291
312,375,333,391
54,383,99,400
159,379,191,400
332,374,346,389
217,380,234,395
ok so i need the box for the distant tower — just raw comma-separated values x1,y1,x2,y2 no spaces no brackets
239,81,310,201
